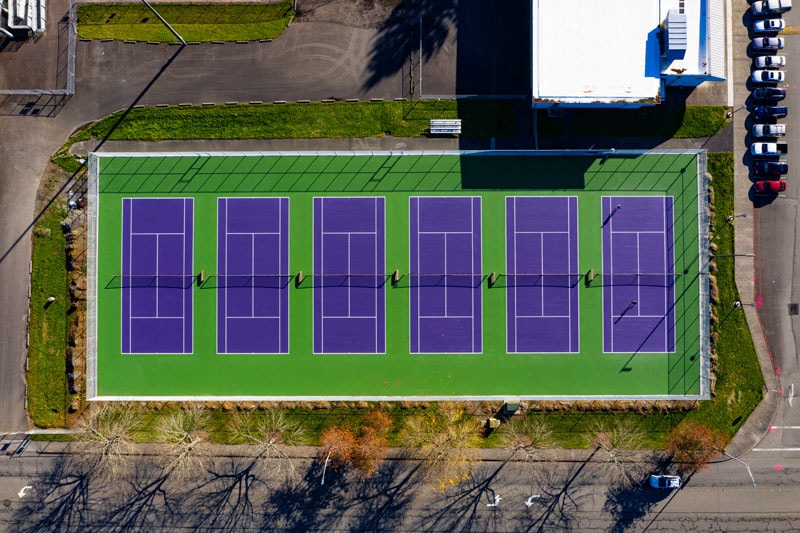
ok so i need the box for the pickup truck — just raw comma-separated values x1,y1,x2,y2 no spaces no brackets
752,0,792,15
753,124,787,137
751,142,789,156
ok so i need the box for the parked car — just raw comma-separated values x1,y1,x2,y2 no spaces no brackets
650,475,681,489
752,70,785,83
752,0,792,16
754,180,787,193
752,37,785,50
751,142,789,156
753,124,787,137
753,87,787,100
753,105,788,120
755,55,786,68
754,18,786,32
754,160,789,176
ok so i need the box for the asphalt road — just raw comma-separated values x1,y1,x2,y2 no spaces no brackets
0,444,799,532
737,0,800,460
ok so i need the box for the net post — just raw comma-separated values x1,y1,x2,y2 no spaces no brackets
392,269,400,287
295,270,304,288
489,271,497,288
585,268,594,287
197,269,205,286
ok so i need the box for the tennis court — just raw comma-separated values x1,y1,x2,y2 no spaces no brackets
87,150,709,400
602,196,675,353
121,198,194,354
505,196,579,353
217,197,290,354
409,196,482,354
314,197,386,354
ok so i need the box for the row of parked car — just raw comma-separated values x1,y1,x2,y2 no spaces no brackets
749,0,792,194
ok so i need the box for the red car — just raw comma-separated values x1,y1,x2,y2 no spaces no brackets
754,179,787,193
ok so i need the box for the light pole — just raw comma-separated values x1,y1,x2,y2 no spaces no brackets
722,451,756,489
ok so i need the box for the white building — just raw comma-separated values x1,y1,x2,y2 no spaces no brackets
531,0,725,107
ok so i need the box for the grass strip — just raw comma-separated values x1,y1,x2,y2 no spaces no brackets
28,202,71,428
571,106,729,139
77,2,294,42
681,152,764,438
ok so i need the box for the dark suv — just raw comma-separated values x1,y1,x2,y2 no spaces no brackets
753,160,789,177
753,106,789,120
753,87,787,101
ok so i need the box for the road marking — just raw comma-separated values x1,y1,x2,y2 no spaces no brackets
790,384,794,407
753,447,800,451
771,426,800,429
17,486,32,498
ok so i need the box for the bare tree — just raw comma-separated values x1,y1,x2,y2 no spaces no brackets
155,405,209,480
590,418,647,488
232,409,304,482
498,416,555,484
78,404,139,480
400,402,482,491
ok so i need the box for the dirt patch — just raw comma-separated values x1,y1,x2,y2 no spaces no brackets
296,0,400,29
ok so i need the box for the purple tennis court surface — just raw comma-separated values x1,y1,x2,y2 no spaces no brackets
314,197,386,354
217,198,289,354
602,196,675,353
121,198,193,354
410,197,482,353
506,196,579,353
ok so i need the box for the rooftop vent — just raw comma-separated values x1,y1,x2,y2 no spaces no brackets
665,9,687,61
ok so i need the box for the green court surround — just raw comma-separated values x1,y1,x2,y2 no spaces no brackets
87,151,709,400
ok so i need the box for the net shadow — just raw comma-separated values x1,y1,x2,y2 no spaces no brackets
393,273,485,289
104,275,195,289
493,274,583,289
200,275,293,289
307,274,390,289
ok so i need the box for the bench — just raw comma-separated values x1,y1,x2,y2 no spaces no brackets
430,119,462,135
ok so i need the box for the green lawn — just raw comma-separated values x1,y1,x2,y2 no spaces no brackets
680,152,764,439
28,203,72,427
77,2,294,42
82,100,515,142
570,106,729,139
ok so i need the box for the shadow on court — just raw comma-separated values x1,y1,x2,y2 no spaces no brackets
460,155,591,190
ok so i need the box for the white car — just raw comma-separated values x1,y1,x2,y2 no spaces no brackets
753,124,787,137
650,475,681,489
752,0,792,16
752,69,785,83
755,55,786,68
754,18,786,32
752,37,785,50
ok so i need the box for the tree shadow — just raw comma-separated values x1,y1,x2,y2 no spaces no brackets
521,452,599,533
602,452,676,533
346,453,422,532
262,459,348,531
13,455,92,533
422,459,510,533
363,0,457,91
186,456,266,531
101,460,189,532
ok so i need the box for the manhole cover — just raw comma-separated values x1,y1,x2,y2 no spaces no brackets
789,303,799,316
